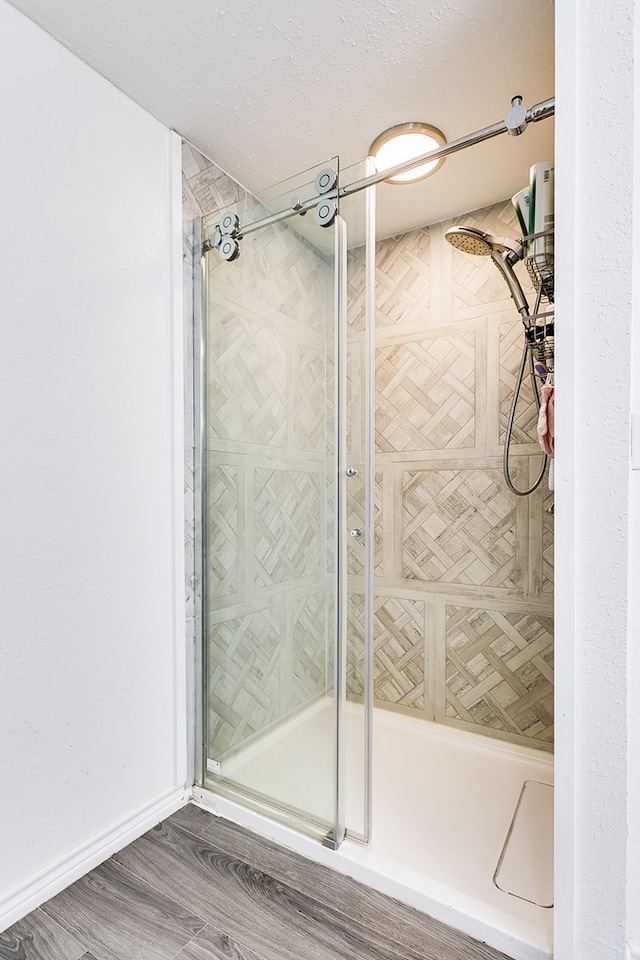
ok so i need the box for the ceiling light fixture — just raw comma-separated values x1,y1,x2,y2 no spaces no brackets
368,122,447,184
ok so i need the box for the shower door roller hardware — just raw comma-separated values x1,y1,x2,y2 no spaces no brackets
204,211,242,257
505,95,528,137
349,528,363,538
315,167,338,195
219,212,240,237
315,198,337,228
345,466,358,477
202,225,223,254
219,235,240,262
291,197,308,216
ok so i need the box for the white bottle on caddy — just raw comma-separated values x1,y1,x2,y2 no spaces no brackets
511,186,530,239
529,160,554,265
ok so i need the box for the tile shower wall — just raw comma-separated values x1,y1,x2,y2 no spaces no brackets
185,155,554,756
183,144,334,760
347,199,554,752
182,144,248,646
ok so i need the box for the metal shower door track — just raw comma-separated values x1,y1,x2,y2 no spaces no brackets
206,95,555,247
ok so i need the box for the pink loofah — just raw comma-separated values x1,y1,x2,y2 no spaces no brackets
537,383,555,455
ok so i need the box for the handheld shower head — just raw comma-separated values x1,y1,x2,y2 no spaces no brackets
444,225,523,261
445,224,529,318
445,226,494,256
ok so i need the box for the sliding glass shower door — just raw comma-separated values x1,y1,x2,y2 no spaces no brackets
199,160,364,846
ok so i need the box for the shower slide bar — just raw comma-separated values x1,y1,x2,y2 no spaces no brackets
204,95,555,250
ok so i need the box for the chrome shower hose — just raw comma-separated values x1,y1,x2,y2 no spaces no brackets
503,339,547,496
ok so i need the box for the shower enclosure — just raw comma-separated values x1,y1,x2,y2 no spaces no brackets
189,96,555,957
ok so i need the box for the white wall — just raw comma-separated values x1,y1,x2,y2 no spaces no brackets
628,5,640,954
555,1,637,957
3,0,640,952
0,0,186,929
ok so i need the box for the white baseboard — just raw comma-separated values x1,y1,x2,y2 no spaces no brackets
0,784,191,933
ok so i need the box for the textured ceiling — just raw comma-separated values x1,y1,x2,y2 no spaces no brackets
8,0,555,235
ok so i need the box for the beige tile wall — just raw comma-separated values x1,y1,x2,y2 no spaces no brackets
185,140,554,757
346,198,554,752
183,144,338,761
203,192,336,760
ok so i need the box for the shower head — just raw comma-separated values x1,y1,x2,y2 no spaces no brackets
445,226,494,256
445,225,523,261
445,225,529,318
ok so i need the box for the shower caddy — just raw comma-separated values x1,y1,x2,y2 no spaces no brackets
502,226,555,497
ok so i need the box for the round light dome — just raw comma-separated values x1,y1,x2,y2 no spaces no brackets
369,122,447,184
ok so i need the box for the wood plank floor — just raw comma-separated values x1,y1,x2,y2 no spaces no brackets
0,804,511,960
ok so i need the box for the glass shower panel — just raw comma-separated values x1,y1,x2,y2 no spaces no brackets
201,161,343,843
340,159,375,841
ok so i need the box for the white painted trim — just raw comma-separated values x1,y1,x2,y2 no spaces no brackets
169,129,187,789
191,214,205,789
192,790,551,960
0,786,190,933
553,1,576,957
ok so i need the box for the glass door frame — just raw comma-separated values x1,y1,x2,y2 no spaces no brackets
192,167,375,850
326,213,347,850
